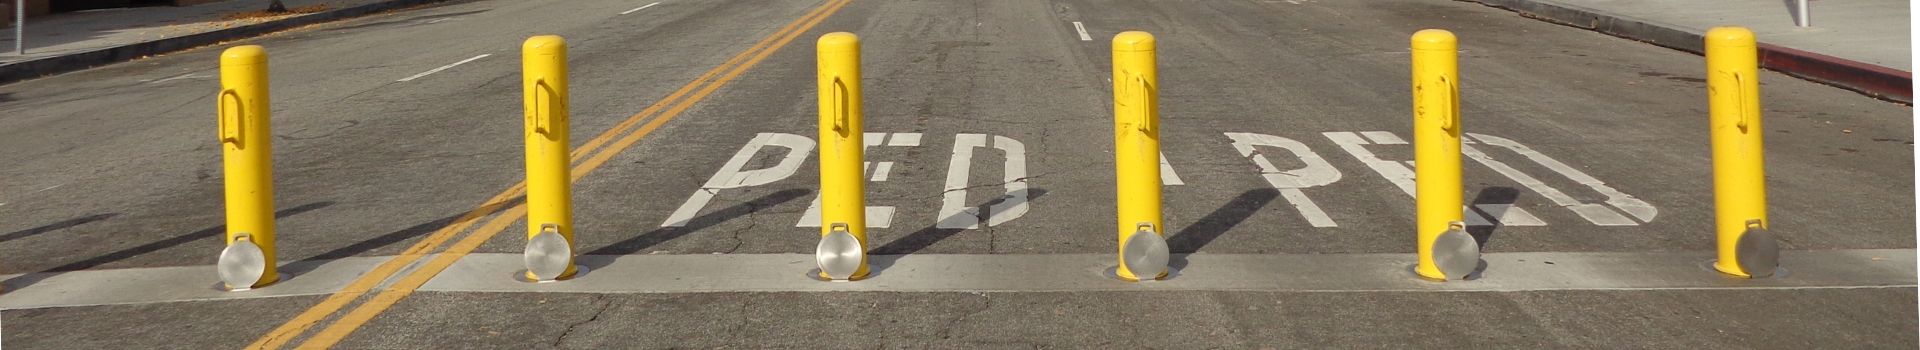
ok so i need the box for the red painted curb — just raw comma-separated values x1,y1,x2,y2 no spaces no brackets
1758,43,1912,104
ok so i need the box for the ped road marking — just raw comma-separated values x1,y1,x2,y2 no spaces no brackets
621,2,662,15
396,54,491,82
249,0,855,348
275,0,859,348
1072,21,1092,41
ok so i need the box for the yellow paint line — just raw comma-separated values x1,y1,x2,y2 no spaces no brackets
248,0,846,347
284,0,854,347
565,0,841,164
244,187,522,349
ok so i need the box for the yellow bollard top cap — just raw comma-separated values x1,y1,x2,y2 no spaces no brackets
1112,31,1155,52
523,35,567,54
1410,29,1456,51
1704,26,1756,47
818,32,860,52
221,45,267,64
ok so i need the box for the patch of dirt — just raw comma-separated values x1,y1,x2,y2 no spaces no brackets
222,5,331,21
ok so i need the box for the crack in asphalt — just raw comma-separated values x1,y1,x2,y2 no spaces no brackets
552,294,616,347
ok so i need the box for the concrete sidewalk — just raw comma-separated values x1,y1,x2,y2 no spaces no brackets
1463,0,1912,103
0,0,449,85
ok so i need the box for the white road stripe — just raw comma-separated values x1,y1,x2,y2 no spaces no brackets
937,134,988,229
1159,151,1184,185
1323,132,1529,226
1473,203,1548,226
1468,133,1658,222
1072,21,1093,41
887,132,922,146
397,54,491,82
798,132,903,228
871,162,893,181
415,250,1909,293
1360,131,1405,144
1461,144,1636,226
620,2,661,15
2,250,1910,310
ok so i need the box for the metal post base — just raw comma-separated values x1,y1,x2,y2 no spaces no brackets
217,234,270,291
1117,223,1170,281
524,224,574,282
1431,221,1480,281
815,224,865,281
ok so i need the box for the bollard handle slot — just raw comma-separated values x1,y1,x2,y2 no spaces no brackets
1447,220,1466,231
830,78,850,134
1133,75,1153,133
1732,72,1753,131
532,79,556,135
218,89,244,144
1745,219,1764,229
1118,74,1154,133
1135,222,1157,235
1438,75,1458,132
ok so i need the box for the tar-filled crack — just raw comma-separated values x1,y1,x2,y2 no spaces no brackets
722,203,759,254
553,294,616,347
940,173,1048,194
985,224,998,254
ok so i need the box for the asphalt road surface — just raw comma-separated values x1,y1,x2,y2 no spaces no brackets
0,0,1913,348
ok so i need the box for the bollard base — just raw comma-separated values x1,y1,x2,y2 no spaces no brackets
1116,226,1170,282
524,227,576,282
1104,266,1177,282
1430,225,1481,281
217,236,274,291
514,265,588,284
815,228,867,281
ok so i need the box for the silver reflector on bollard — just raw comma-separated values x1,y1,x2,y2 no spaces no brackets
1735,220,1779,278
524,224,572,282
217,234,268,291
1120,223,1169,280
816,223,864,280
1432,221,1479,281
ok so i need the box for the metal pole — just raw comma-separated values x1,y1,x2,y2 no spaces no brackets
1705,27,1778,278
1112,31,1169,282
1410,29,1476,281
1793,0,1811,27
216,45,277,290
814,32,869,281
520,35,577,282
14,0,24,55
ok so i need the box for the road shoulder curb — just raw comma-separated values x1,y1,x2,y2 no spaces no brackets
1458,0,1912,105
0,0,452,86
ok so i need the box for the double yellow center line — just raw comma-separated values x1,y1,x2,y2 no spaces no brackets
248,0,854,347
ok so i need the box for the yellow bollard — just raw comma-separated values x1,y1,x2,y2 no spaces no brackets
1410,29,1467,281
522,35,576,281
218,45,278,288
816,32,868,280
1706,27,1775,278
1112,31,1166,282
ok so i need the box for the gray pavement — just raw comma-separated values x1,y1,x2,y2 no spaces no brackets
0,0,1913,348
